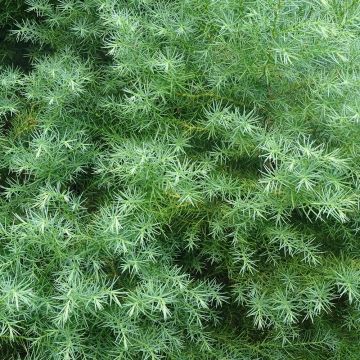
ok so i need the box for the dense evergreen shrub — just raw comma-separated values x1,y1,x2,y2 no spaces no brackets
1,0,360,358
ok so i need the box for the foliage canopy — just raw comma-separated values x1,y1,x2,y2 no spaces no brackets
1,0,360,359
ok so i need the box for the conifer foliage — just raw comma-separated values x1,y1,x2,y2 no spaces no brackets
1,0,360,359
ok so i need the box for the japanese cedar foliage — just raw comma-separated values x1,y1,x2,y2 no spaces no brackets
0,0,360,359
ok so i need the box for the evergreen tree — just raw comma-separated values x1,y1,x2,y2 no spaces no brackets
1,0,360,359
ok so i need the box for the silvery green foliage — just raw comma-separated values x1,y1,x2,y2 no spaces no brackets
1,0,360,359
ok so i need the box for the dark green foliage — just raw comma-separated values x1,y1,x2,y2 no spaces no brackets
1,0,360,359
